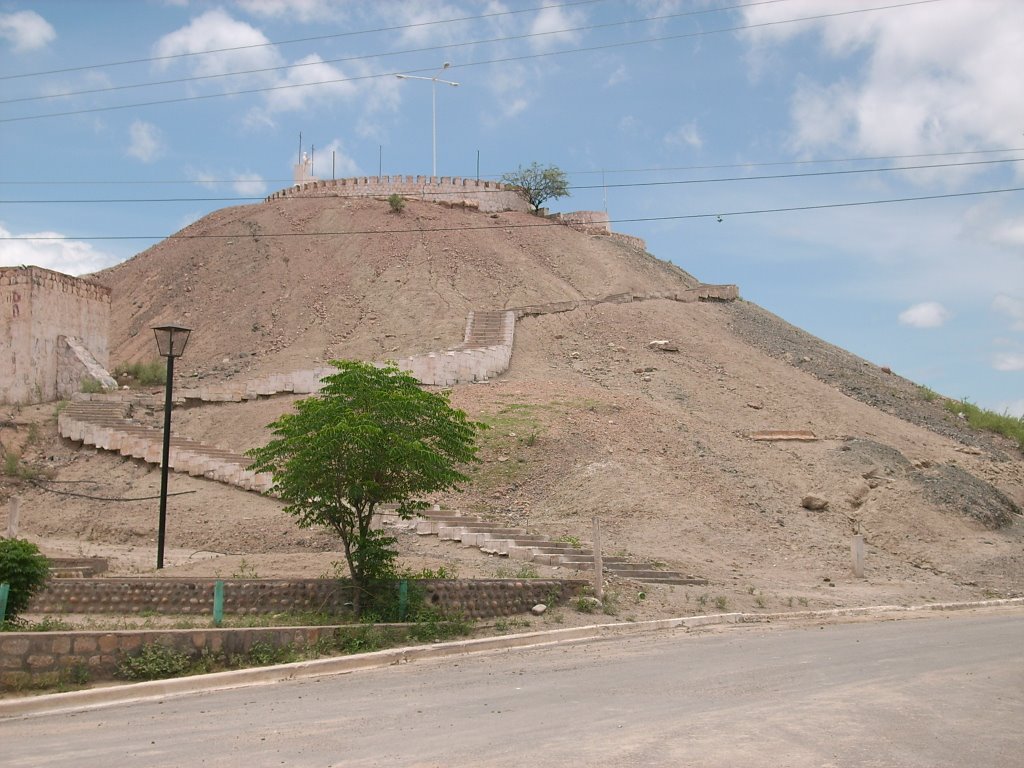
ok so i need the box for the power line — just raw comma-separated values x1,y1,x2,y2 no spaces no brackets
3,147,1022,187
0,0,796,105
0,0,944,124
2,157,1019,205
4,185,1020,241
0,0,612,81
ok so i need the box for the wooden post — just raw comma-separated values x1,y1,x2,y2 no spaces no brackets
851,534,865,578
592,517,604,600
6,497,19,538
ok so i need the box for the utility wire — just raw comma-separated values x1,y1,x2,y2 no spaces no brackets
0,0,943,124
3,147,1022,187
28,478,198,502
3,157,1020,205
4,185,1020,241
0,0,795,105
0,0,613,80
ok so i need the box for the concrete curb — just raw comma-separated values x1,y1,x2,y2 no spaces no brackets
2,597,1020,720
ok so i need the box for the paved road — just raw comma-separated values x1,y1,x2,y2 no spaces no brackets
4,610,1022,767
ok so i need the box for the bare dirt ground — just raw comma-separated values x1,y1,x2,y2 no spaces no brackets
2,197,1021,624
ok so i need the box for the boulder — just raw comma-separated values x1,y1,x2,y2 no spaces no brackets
801,494,830,511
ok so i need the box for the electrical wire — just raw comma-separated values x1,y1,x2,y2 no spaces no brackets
0,0,797,105
0,0,944,124
4,185,1020,241
2,157,1018,204
28,478,198,502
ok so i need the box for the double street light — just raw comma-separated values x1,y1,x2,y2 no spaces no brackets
152,323,191,570
396,62,460,178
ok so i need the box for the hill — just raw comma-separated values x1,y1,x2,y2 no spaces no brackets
2,195,1021,619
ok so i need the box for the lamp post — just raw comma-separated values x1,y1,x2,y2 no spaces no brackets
396,62,460,177
152,323,191,570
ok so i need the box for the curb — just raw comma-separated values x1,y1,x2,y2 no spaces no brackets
2,597,1020,720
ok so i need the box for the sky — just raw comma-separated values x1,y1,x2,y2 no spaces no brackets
0,0,1022,416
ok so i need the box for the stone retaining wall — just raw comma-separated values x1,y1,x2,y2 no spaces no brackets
266,176,531,213
56,335,117,398
29,578,583,619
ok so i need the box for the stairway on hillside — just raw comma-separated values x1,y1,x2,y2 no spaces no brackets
381,507,707,586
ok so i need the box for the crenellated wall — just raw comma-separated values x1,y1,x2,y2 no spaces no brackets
0,266,111,404
266,175,532,213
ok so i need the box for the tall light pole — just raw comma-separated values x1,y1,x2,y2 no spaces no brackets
396,62,460,177
152,323,191,570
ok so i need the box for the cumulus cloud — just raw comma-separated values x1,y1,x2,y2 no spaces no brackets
263,54,356,113
664,120,703,150
606,65,628,87
993,353,1024,372
529,5,585,52
992,295,1024,331
741,0,1024,174
0,224,119,276
0,10,56,52
316,140,361,178
898,302,950,329
236,0,344,23
153,9,281,79
126,120,163,163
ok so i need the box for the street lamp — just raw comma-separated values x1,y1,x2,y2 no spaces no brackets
396,62,460,177
152,323,191,570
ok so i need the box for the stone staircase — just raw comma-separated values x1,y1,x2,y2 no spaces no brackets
381,507,707,586
58,401,272,493
47,557,109,578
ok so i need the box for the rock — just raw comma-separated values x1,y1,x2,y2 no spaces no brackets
648,340,679,352
746,402,763,410
531,603,547,616
801,494,830,511
880,366,893,374
847,481,871,508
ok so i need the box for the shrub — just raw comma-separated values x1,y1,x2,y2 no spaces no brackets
79,377,104,394
113,360,167,386
0,538,51,624
388,193,406,213
945,398,1024,451
117,643,192,680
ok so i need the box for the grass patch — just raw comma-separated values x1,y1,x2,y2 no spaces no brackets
112,360,167,387
945,398,1024,450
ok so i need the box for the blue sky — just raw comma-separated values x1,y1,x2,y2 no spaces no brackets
1,0,1022,415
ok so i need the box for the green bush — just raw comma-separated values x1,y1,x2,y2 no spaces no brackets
387,193,406,213
945,399,1024,451
79,377,104,394
117,643,192,680
113,360,167,386
0,538,51,624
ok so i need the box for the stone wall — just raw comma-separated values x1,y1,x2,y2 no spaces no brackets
0,266,111,405
29,578,583,620
266,175,532,213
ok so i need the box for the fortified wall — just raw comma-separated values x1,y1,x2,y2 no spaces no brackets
266,175,532,213
0,266,113,405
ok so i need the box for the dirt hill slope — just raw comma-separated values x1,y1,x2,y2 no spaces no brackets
2,196,1021,619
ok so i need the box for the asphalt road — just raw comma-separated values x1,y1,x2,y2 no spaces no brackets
4,610,1022,767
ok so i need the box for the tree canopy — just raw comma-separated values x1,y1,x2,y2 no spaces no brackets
501,162,570,212
246,361,482,612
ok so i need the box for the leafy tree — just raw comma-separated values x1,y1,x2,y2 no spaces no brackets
0,537,50,625
247,361,482,613
501,162,570,212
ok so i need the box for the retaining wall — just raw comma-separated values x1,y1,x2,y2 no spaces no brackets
266,176,531,213
56,336,117,398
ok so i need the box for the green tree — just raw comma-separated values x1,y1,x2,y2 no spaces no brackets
0,538,50,625
501,162,570,212
247,361,482,613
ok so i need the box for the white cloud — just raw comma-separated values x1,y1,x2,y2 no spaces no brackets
742,1,1024,175
316,140,361,178
529,6,585,52
993,353,1024,372
664,120,702,150
126,120,163,163
993,295,1024,331
898,302,950,329
0,224,119,276
153,9,281,78
232,173,267,196
263,54,356,113
236,0,344,23
606,65,628,87
0,10,56,52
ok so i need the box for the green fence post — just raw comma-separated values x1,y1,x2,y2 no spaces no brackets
398,580,409,622
213,580,224,627
0,583,9,625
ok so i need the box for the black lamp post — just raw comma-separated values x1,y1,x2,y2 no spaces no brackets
152,323,191,570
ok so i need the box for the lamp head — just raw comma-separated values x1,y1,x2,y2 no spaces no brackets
152,323,192,358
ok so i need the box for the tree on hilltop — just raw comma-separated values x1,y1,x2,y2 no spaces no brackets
246,360,483,614
501,162,570,213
